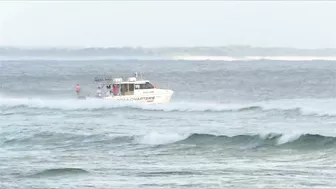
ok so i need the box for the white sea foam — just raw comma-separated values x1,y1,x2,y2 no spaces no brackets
1,96,336,117
0,96,246,112
133,131,189,145
131,131,333,146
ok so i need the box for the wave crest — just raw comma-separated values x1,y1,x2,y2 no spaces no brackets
179,133,336,149
2,97,336,116
3,131,336,150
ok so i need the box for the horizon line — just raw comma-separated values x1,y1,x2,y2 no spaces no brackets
0,45,336,50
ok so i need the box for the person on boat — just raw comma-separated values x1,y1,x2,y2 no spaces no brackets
112,84,118,96
76,84,80,95
96,86,102,97
105,85,111,96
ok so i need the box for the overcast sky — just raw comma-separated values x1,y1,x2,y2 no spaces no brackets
0,1,335,49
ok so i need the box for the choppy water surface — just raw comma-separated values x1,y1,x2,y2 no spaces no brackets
1,59,336,188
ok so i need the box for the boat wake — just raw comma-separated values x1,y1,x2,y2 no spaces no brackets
1,96,336,117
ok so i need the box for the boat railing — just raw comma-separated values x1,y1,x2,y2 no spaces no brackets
94,72,145,83
94,76,113,82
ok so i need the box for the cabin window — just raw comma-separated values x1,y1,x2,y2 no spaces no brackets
120,83,134,95
129,84,134,92
144,82,154,89
135,82,154,90
120,84,126,95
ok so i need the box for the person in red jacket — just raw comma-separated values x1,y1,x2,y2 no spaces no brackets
112,84,118,96
76,84,80,95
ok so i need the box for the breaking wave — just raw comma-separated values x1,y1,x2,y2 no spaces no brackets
134,132,336,149
178,133,336,148
2,96,336,116
2,131,336,150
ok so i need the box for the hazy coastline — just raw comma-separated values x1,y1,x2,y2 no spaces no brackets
2,46,336,61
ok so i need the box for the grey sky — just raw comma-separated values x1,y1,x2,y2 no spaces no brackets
0,1,335,48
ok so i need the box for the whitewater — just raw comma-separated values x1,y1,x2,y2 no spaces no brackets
1,57,336,188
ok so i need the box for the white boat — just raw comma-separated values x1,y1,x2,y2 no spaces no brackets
91,72,174,104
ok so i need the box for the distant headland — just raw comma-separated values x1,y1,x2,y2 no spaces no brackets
1,46,336,61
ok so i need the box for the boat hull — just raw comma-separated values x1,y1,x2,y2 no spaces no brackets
103,89,173,104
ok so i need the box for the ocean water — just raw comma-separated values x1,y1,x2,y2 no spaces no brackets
1,58,336,188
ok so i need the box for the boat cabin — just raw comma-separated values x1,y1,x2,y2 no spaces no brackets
94,76,155,96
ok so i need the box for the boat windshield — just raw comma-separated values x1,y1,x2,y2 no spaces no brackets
135,82,154,89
